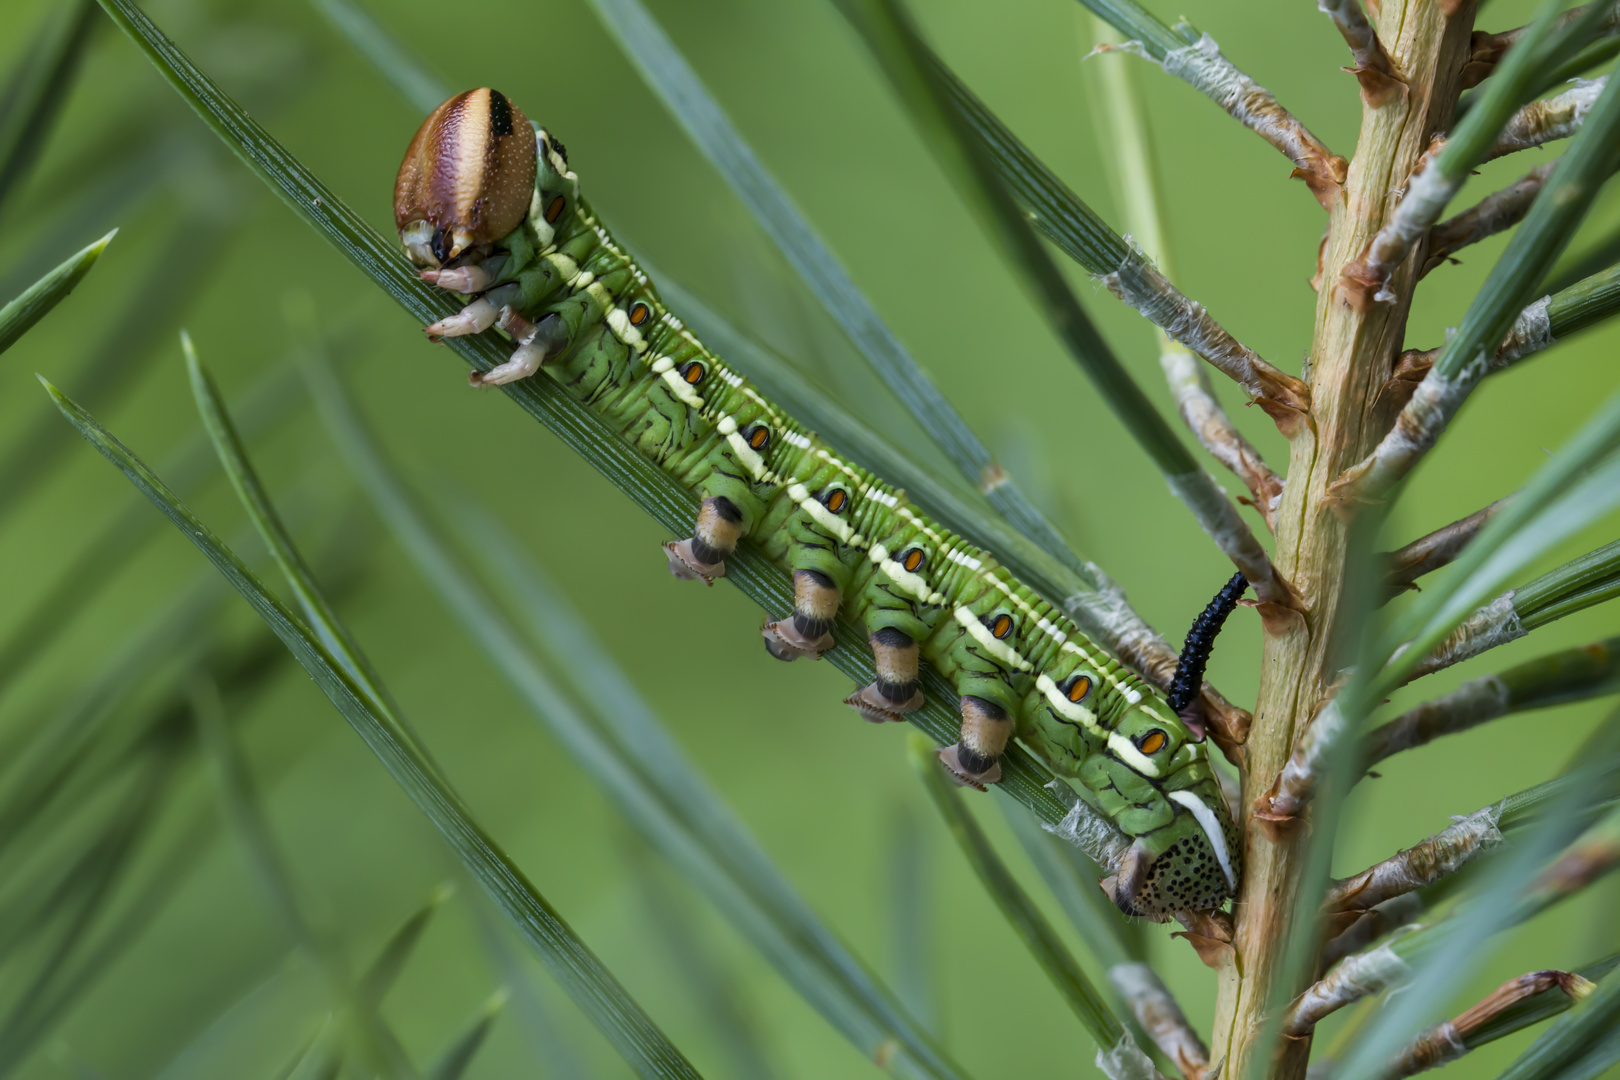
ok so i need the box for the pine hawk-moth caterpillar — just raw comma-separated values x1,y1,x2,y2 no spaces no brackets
394,88,1242,918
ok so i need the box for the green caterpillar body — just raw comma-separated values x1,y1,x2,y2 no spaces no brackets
394,89,1240,918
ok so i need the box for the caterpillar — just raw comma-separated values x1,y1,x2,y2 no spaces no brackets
393,88,1242,919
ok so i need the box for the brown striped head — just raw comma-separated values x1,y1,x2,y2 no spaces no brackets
394,89,538,267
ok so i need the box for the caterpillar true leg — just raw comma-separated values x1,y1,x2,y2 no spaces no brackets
845,626,925,723
424,298,500,338
471,311,569,387
761,568,838,660
422,263,492,293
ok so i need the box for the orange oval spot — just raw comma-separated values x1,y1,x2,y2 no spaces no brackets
683,363,705,385
1139,730,1166,755
1067,676,1091,704
545,195,566,223
992,614,1012,639
902,549,924,573
629,302,650,326
826,490,846,513
748,426,770,449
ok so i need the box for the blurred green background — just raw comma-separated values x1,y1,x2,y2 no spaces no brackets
1,0,1617,1076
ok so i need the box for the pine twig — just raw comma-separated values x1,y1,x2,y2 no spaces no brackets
1384,498,1510,594
1093,28,1346,207
1337,2,1605,312
937,53,1309,433
1162,342,1286,529
1392,538,1620,685
1316,0,1403,105
1099,244,1311,434
1253,696,1346,832
1385,969,1599,1079
1391,591,1526,684
1282,926,1424,1036
1385,256,1620,413
1083,32,1288,523
1421,163,1556,277
1523,805,1620,906
1289,803,1620,1039
1361,634,1620,768
1330,74,1620,506
1322,894,1427,969
1323,805,1505,923
1488,76,1608,160
1108,962,1211,1080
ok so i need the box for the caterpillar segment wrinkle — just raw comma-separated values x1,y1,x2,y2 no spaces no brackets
394,89,1242,919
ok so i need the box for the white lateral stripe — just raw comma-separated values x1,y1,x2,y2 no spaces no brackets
1108,734,1159,777
1037,674,1099,731
785,482,853,542
869,543,942,603
726,431,767,480
545,252,578,280
650,356,706,410
1168,791,1236,890
954,607,1032,671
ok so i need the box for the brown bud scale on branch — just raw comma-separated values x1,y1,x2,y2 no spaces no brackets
1464,5,1620,88
1100,244,1310,433
1340,139,1452,308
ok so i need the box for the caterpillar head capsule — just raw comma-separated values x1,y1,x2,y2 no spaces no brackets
395,88,538,268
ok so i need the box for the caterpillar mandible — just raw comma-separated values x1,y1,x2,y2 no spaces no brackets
394,88,1242,919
